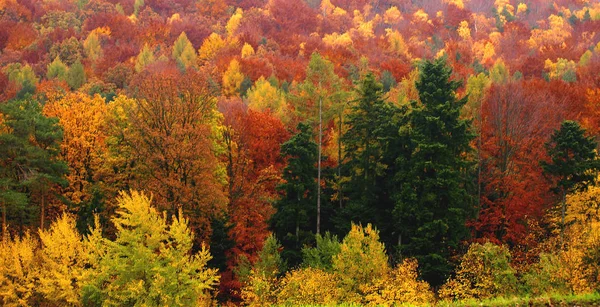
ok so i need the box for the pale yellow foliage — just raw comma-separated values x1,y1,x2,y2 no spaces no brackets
241,42,255,58
565,179,600,229
323,32,353,47
222,59,244,97
489,31,502,45
463,73,491,120
517,3,527,14
495,0,514,15
277,267,342,305
528,15,572,51
363,258,434,306
320,0,335,16
135,43,155,73
383,6,402,24
37,214,86,305
413,9,431,24
352,9,363,26
444,0,464,9
241,272,278,307
0,233,39,307
473,41,496,65
385,29,410,58
226,8,243,38
490,58,510,84
439,243,518,301
332,7,347,16
388,67,419,106
544,58,577,80
579,50,593,67
198,33,225,61
354,20,374,38
457,20,471,41
247,76,289,122
332,223,389,302
167,13,181,24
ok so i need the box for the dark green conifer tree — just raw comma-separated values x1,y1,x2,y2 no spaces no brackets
394,58,475,286
0,97,68,235
338,72,400,247
541,120,599,245
271,122,318,266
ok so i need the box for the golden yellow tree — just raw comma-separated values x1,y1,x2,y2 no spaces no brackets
198,33,225,62
332,223,389,302
363,258,434,306
37,213,87,306
0,233,39,306
222,59,244,97
246,76,289,122
43,93,108,205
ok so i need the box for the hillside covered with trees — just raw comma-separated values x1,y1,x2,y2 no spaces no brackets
1,0,600,305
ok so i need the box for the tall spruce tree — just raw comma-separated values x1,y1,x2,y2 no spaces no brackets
272,122,318,266
394,58,475,286
338,73,400,248
0,97,67,235
541,120,599,245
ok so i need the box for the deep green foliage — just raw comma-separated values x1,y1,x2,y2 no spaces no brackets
272,122,318,266
0,97,67,230
394,58,475,286
541,120,598,194
338,72,401,248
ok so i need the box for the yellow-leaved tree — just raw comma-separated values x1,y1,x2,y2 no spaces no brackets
222,59,245,97
246,76,289,122
37,213,87,306
363,258,434,306
0,233,39,307
81,191,219,307
439,242,518,301
198,33,225,62
172,32,197,70
43,93,108,206
332,223,389,303
277,267,342,306
241,234,284,307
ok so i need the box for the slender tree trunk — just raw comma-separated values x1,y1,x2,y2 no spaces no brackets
317,97,322,235
40,192,45,230
40,192,46,229
561,188,566,249
338,111,343,209
2,200,6,241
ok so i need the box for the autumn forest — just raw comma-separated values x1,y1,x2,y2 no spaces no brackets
1,0,600,305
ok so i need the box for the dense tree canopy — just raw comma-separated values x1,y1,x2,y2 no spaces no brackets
1,0,600,304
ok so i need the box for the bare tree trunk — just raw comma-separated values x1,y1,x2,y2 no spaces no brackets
2,200,6,241
561,189,566,249
317,97,322,235
338,111,343,209
41,192,45,230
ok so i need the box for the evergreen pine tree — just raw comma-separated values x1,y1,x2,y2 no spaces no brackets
271,122,317,266
338,72,400,247
541,120,599,244
0,97,67,233
394,58,475,286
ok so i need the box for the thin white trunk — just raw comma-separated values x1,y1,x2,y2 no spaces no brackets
317,97,322,235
